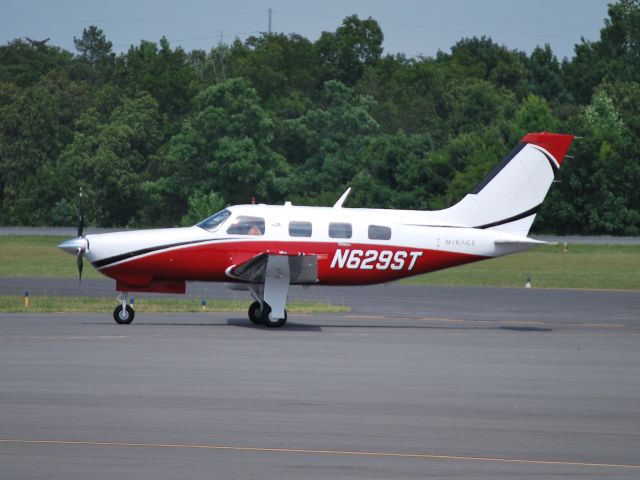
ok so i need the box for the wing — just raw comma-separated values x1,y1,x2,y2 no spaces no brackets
226,252,318,284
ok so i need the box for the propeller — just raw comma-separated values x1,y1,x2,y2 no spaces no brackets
57,189,88,283
76,246,84,282
77,188,84,238
76,189,84,282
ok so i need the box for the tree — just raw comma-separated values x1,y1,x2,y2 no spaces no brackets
73,26,115,68
0,38,73,87
526,44,566,101
426,128,508,207
180,191,226,226
445,78,516,135
514,94,557,135
316,15,383,85
358,55,449,137
58,93,163,226
145,78,287,224
115,37,198,120
227,33,320,108
349,132,439,209
0,71,88,224
275,80,379,203
563,0,640,103
537,90,640,234
440,36,529,98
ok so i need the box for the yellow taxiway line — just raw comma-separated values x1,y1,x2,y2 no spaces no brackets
1,439,638,470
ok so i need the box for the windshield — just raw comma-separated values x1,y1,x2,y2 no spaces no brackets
197,209,231,231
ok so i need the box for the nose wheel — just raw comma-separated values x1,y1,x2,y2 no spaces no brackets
113,293,135,324
248,301,264,325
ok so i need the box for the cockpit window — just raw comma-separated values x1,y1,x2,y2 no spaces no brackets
227,216,265,236
197,209,231,231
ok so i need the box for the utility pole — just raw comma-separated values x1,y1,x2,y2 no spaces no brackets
268,8,272,34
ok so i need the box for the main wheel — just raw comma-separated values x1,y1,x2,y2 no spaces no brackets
113,304,135,324
248,301,264,325
262,305,287,328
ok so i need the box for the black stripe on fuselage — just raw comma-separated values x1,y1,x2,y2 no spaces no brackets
402,204,541,231
474,204,541,229
92,238,226,269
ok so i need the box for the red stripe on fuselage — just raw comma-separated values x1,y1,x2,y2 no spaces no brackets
98,240,487,288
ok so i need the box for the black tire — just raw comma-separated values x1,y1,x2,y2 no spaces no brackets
113,304,135,324
262,305,287,328
248,301,264,325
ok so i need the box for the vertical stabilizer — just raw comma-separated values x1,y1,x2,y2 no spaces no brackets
439,132,574,236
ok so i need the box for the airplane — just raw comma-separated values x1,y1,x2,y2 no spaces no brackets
58,131,574,327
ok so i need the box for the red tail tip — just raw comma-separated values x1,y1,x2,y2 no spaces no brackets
521,132,575,166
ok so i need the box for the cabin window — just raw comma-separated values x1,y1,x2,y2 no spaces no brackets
368,225,392,240
197,209,231,231
227,216,265,236
329,222,352,239
289,221,312,237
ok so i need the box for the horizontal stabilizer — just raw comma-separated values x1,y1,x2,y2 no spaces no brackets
494,237,548,246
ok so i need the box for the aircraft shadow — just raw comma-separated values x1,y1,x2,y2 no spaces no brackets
499,326,553,332
226,318,323,331
82,319,553,333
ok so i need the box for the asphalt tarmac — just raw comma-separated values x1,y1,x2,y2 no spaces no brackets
1,285,640,479
2,276,640,327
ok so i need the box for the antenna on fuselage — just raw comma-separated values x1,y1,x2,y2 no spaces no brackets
333,187,351,208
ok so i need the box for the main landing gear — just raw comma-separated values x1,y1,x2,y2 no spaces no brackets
243,254,291,328
248,300,287,328
113,292,135,324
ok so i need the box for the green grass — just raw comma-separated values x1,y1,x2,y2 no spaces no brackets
402,244,640,290
0,235,103,279
0,295,350,314
1,235,639,290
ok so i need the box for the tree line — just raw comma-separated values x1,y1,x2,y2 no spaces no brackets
0,0,638,234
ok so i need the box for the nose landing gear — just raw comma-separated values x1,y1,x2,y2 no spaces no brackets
248,301,264,325
113,292,135,324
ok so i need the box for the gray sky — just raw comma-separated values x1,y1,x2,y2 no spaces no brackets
1,0,611,60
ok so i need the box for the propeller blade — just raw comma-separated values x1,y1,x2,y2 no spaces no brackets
77,188,85,238
76,248,84,283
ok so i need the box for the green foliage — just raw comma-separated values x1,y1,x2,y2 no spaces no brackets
0,39,74,87
515,94,557,134
59,92,163,226
74,26,115,69
180,191,226,226
0,295,349,314
562,0,640,103
316,15,383,85
144,78,288,224
228,33,320,108
0,3,638,234
277,80,379,203
114,37,198,120
0,70,89,224
526,45,565,101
